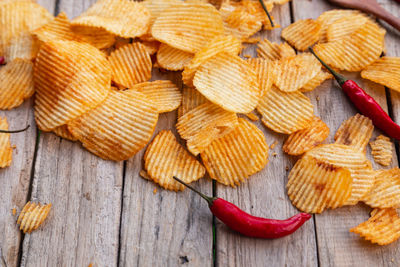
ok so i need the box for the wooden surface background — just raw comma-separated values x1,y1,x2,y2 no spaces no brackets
0,0,400,266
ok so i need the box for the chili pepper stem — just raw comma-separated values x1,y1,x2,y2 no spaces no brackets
308,47,347,85
258,0,274,28
0,125,30,133
173,176,215,206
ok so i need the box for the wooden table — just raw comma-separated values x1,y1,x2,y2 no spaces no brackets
1,0,400,266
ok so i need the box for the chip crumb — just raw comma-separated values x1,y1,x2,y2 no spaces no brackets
245,112,259,121
285,166,289,171
88,264,93,267
12,208,16,216
153,188,157,194
244,37,261,44
270,141,278,150
243,54,252,58
316,96,320,101
273,152,277,157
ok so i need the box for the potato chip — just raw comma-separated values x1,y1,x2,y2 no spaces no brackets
178,86,209,117
326,14,369,42
142,0,182,28
334,113,373,153
71,25,115,49
52,125,77,142
370,135,393,166
139,169,152,181
239,0,275,29
193,52,261,113
247,58,274,96
201,118,268,186
305,144,374,205
287,155,352,213
283,117,329,156
245,112,258,121
257,85,314,134
72,0,151,38
152,2,224,53
256,39,295,60
0,117,12,168
350,208,400,245
300,70,332,92
281,19,321,51
0,58,34,110
176,102,238,155
182,34,241,87
108,42,152,89
363,169,400,208
140,40,160,55
34,40,111,131
157,44,193,71
131,80,181,113
17,201,51,234
361,57,400,93
144,130,205,191
3,32,39,62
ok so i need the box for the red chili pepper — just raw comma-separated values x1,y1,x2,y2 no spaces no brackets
0,56,5,65
309,48,400,141
0,125,30,133
173,177,311,239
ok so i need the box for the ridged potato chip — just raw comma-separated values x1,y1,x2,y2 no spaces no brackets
0,117,12,168
334,113,373,153
326,14,369,42
363,169,400,208
108,42,152,89
247,58,274,96
176,102,238,155
157,44,193,71
256,39,295,60
131,80,181,113
350,208,400,245
142,0,182,27
283,117,329,156
71,0,151,38
201,118,268,186
287,155,352,213
0,58,34,110
361,57,400,93
178,86,209,117
17,201,51,233
34,40,111,131
257,85,314,134
370,135,393,166
151,2,224,53
3,32,39,62
281,19,321,51
52,125,77,142
144,130,205,191
300,70,332,92
245,112,259,121
68,89,158,161
193,52,261,113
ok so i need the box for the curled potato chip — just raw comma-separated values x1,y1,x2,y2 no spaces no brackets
178,86,209,117
201,118,268,186
157,44,193,71
68,89,158,161
281,19,321,51
361,57,400,93
287,155,352,213
3,32,39,62
257,85,314,134
247,58,274,96
370,135,393,166
363,169,400,208
350,208,400,245
283,117,329,156
0,58,34,110
108,42,152,89
326,14,369,42
256,39,295,60
52,125,77,141
300,70,332,92
0,117,12,168
17,201,51,233
193,52,261,113
334,113,373,153
34,40,111,131
144,130,205,191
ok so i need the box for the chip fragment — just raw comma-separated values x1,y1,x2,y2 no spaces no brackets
247,58,274,96
178,86,209,117
300,70,332,92
363,169,400,208
17,201,51,233
52,125,77,141
256,39,295,60
326,14,369,42
361,57,400,93
157,44,193,71
0,117,12,168
144,130,205,191
281,19,321,51
369,135,393,166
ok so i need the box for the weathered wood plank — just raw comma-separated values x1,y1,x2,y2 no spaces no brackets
215,4,318,267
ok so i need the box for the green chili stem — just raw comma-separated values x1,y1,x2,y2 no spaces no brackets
173,176,214,206
309,47,347,85
258,0,274,28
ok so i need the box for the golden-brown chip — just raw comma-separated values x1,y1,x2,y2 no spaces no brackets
257,85,314,134
361,57,400,93
350,208,400,245
0,117,12,168
334,113,373,153
201,118,268,186
178,86,209,117
283,117,329,156
131,80,181,113
370,135,393,166
0,58,34,110
281,19,321,51
108,42,152,89
256,39,295,60
326,14,369,42
140,40,160,55
144,130,205,191
157,44,193,71
238,0,275,29
142,0,182,27
287,155,352,213
193,52,261,113
3,32,40,62
52,125,77,142
17,201,51,233
247,58,274,96
300,70,332,92
363,169,400,208
176,102,238,155
245,112,259,121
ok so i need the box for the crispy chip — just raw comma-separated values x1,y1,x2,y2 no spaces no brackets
131,80,181,113
326,14,369,42
0,58,34,110
201,118,268,186
361,57,400,93
370,135,393,166
140,40,160,55
71,25,115,49
52,125,77,141
334,113,373,153
17,201,51,233
139,169,152,181
108,42,152,89
287,155,352,213
178,86,209,117
72,0,151,38
152,2,224,52
350,208,400,245
0,117,12,168
157,44,193,71
256,39,295,60
300,70,332,92
3,32,39,62
144,130,205,191
34,40,111,131
363,169,400,208
239,0,275,29
193,52,261,113
142,0,182,27
281,19,321,51
283,117,329,156
176,102,238,155
245,112,259,121
247,58,274,96
257,85,314,134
